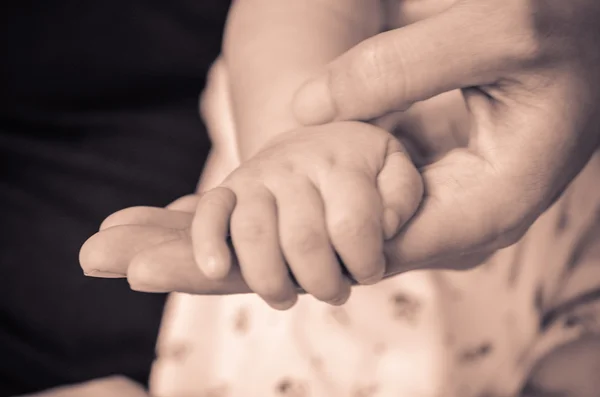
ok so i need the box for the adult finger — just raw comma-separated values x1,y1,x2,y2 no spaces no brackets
166,194,201,212
79,225,186,277
80,223,253,295
292,0,535,124
100,206,193,230
128,238,250,295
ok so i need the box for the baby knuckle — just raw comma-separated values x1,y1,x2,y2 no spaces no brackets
286,227,328,255
232,217,268,243
318,151,338,170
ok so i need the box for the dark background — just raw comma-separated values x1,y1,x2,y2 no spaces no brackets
0,1,230,395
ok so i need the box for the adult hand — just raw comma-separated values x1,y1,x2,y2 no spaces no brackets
80,0,600,291
78,61,471,293
292,0,600,272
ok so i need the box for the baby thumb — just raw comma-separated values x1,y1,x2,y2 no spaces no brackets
377,142,424,240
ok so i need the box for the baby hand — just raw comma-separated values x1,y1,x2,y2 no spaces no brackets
191,121,423,309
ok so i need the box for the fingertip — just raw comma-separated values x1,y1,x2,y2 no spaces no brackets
78,235,95,271
326,277,353,306
191,186,237,279
268,293,299,311
292,75,336,126
378,150,424,239
197,253,231,281
327,296,349,306
351,251,387,286
358,264,386,286
79,232,115,275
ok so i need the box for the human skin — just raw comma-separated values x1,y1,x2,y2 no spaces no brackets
81,0,600,289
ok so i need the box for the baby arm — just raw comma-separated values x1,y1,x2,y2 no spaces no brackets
222,0,384,159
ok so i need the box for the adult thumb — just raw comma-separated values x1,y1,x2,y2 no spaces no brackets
292,0,530,124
